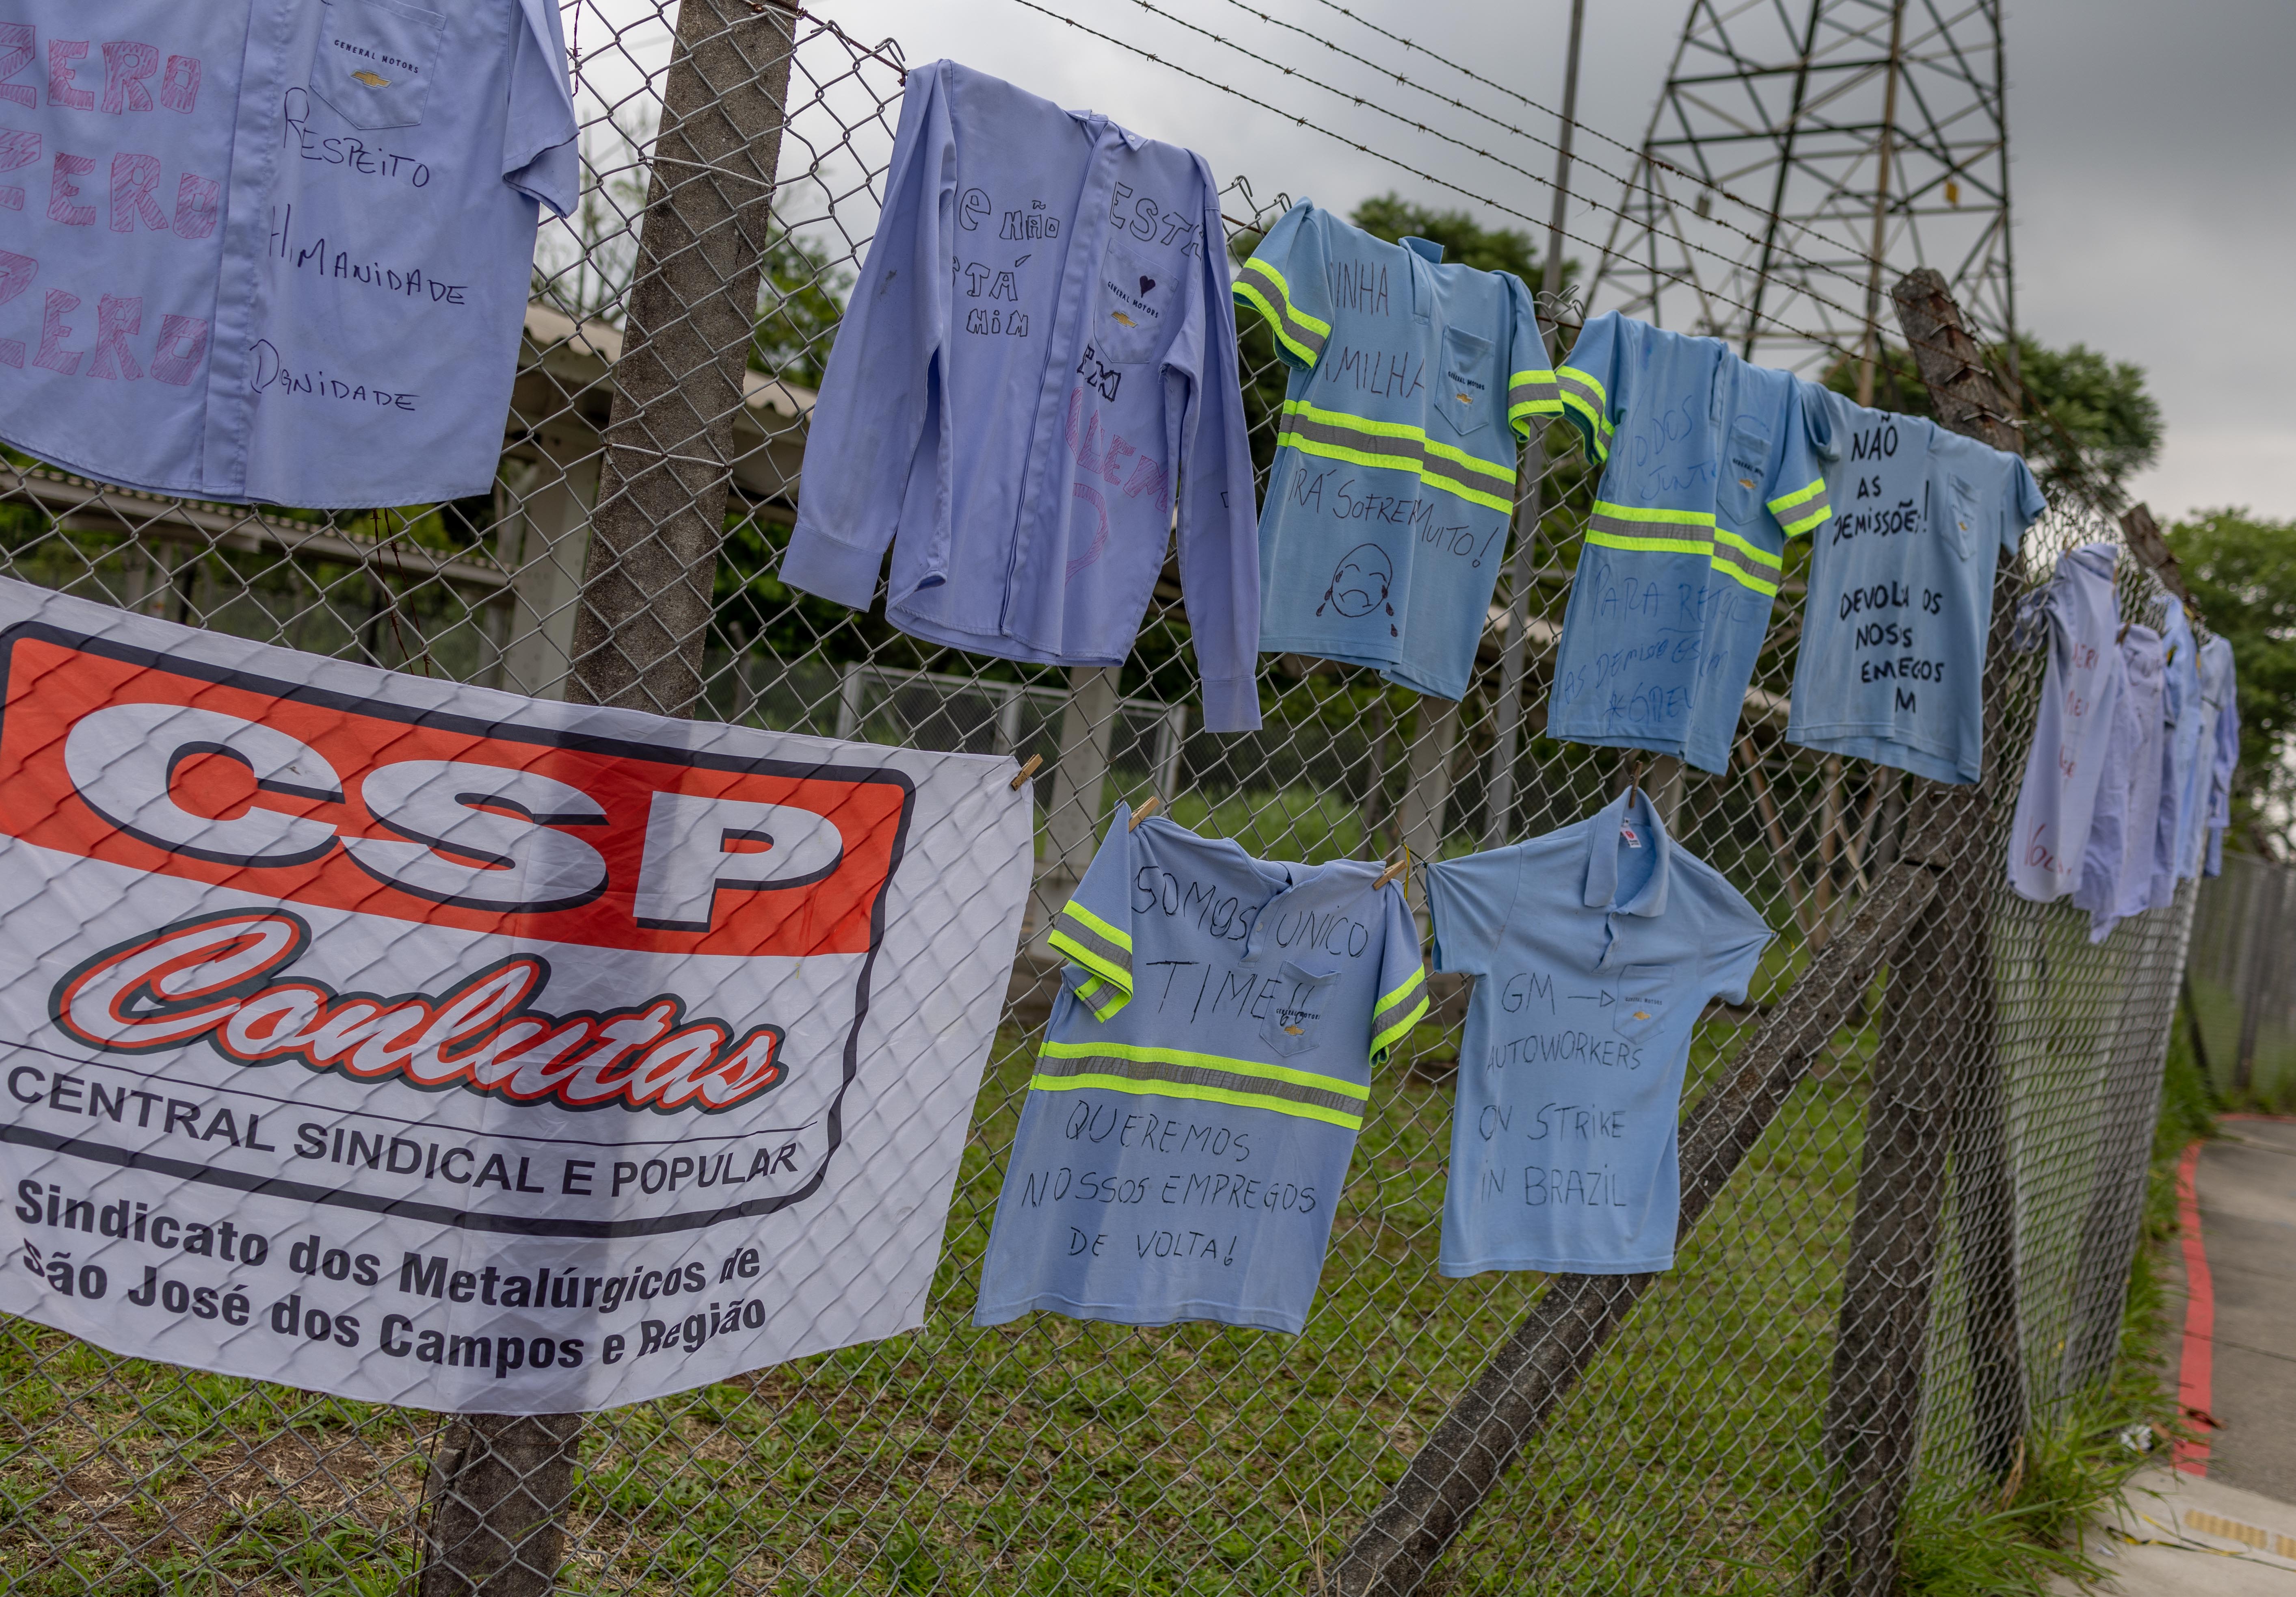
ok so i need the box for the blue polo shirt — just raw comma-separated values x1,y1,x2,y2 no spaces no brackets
1425,788,1772,1275
975,803,1427,1333
1789,387,2046,783
1235,200,1561,700
1547,314,1833,773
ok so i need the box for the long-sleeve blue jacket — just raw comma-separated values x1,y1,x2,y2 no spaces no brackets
783,61,1262,730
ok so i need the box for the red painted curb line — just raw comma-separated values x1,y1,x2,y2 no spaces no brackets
2173,1137,2214,1477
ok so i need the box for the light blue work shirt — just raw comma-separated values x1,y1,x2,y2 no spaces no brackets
785,61,1262,731
2006,543,2123,902
1425,787,1772,1276
975,803,1427,1333
2200,635,2238,876
1235,200,1560,700
2075,623,2164,943
1548,313,1833,773
2150,596,2203,905
1789,387,2046,783
0,0,576,507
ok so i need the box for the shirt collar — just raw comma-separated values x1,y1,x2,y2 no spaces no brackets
1582,786,1672,918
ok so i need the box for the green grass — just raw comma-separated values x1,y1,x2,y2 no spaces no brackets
0,929,2205,1595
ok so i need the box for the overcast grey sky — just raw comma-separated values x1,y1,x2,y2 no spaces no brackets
741,0,2293,522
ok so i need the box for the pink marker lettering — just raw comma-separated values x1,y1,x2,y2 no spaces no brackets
108,152,168,234
0,24,35,110
33,289,82,376
172,173,219,240
87,293,143,380
0,130,38,211
46,39,93,111
159,55,200,115
0,249,26,369
100,40,158,114
150,313,208,386
47,152,95,226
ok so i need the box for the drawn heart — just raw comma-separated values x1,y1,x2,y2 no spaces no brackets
1138,275,1156,296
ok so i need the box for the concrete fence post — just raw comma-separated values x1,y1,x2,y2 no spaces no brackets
415,3,800,1591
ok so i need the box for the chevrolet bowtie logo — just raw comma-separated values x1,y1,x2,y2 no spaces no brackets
352,69,391,88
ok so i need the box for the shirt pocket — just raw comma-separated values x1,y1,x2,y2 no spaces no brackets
1613,963,1674,1047
1941,472,1980,560
311,0,446,132
1435,325,1494,438
1260,961,1338,1058
1092,240,1175,366
1724,421,1769,524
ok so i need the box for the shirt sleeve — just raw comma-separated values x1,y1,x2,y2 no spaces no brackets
1232,201,1333,371
1172,157,1265,734
1046,805,1140,1023
2004,457,2047,557
1423,848,1520,978
1697,885,1774,1008
780,62,955,607
1367,883,1429,1063
1763,380,1834,539
1503,274,1562,436
504,0,580,216
1555,311,1625,466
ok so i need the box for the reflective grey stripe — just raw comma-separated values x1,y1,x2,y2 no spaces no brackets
1588,510,1712,549
1370,990,1424,1036
1508,378,1561,407
1420,452,1512,502
1558,370,1604,402
1054,908,1131,974
1278,411,1422,470
1280,413,1513,504
1032,1052,1365,1119
1241,263,1327,357
1708,539,1777,588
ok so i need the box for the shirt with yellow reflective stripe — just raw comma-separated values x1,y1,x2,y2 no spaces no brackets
1545,311,1831,774
1235,199,1563,703
975,801,1427,1334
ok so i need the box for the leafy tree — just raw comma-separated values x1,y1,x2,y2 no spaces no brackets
2165,509,2296,857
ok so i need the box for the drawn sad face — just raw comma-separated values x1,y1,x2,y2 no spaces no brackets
1319,543,1396,635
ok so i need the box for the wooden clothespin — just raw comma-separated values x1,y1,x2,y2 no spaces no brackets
1128,795,1160,830
1373,846,1410,892
1625,753,1643,803
1008,753,1042,790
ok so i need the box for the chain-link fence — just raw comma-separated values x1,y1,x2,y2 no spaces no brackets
0,4,2223,1593
2188,853,2296,1111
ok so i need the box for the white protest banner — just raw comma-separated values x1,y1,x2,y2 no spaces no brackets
0,578,1032,1412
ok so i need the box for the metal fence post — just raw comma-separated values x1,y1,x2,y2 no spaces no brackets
1808,268,2029,1595
415,3,800,1592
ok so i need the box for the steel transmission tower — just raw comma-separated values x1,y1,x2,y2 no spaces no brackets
1589,0,2015,400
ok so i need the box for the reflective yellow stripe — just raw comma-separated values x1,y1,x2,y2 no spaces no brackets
1557,364,1608,413
1708,560,1779,598
1060,900,1131,952
1586,528,1712,557
1375,964,1426,1015
1048,930,1131,1010
1239,259,1330,338
1370,995,1430,1061
1712,527,1783,572
1039,1041,1369,1101
1235,280,1320,365
1778,501,1833,537
1027,1071,1363,1131
1769,477,1827,511
1032,1040,1369,1130
1276,400,1517,514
